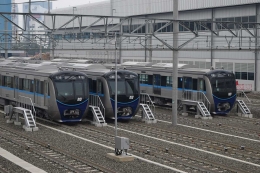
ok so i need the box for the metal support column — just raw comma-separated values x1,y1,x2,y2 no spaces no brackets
145,20,148,62
40,36,42,60
149,23,152,62
5,19,7,59
172,0,179,126
211,8,214,67
255,4,259,91
52,35,54,60
115,33,118,136
119,21,122,64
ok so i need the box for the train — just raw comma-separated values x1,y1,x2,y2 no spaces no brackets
120,62,237,115
0,58,140,121
0,60,89,122
59,62,140,120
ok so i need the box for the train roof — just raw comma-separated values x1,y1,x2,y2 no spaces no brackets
120,61,234,76
0,60,61,76
121,62,194,69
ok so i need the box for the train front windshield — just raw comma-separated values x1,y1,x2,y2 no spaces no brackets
210,72,236,99
52,74,88,104
107,72,139,101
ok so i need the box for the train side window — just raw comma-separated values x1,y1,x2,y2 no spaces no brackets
97,80,104,95
178,77,183,89
41,81,44,94
166,76,172,87
19,78,23,90
30,80,34,92
2,76,4,86
140,74,148,84
148,75,153,85
23,79,30,91
184,77,192,90
89,78,93,93
0,75,2,86
161,76,167,87
3,76,13,88
192,79,198,90
93,80,97,93
14,77,18,89
46,82,49,96
35,80,44,94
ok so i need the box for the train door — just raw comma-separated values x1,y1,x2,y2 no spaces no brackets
97,79,104,97
14,76,19,100
153,74,161,95
198,78,205,92
44,80,49,107
34,79,41,106
183,77,193,99
184,77,193,90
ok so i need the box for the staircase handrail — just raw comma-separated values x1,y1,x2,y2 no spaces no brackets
18,95,37,122
240,91,251,103
182,90,211,112
140,93,155,113
198,92,211,113
89,94,105,118
23,110,30,127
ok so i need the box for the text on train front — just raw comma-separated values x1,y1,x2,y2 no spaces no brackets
107,72,139,117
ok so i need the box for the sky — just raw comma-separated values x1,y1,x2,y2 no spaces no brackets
15,0,108,11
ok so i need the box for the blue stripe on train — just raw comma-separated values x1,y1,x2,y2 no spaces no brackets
0,86,50,98
140,84,206,93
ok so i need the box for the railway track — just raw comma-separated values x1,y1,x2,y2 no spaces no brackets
0,126,116,173
154,108,260,138
116,122,260,164
35,118,259,172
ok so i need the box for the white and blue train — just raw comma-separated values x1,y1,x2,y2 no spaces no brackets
59,63,140,120
121,62,237,115
0,60,89,122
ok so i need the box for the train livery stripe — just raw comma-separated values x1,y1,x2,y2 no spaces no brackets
110,97,140,104
56,99,88,107
0,86,50,98
140,84,207,93
213,94,237,101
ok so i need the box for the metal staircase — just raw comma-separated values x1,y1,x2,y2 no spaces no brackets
197,102,211,117
23,109,36,128
237,100,251,115
140,104,157,123
180,90,212,119
89,94,106,127
89,106,107,127
9,95,39,131
177,102,183,113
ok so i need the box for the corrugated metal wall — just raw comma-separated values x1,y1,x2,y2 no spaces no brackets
113,0,260,16
45,1,112,28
